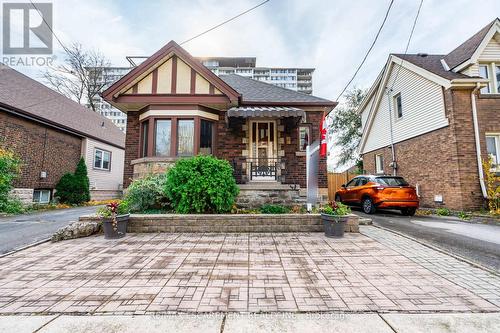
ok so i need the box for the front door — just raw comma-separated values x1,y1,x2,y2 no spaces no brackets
249,120,277,181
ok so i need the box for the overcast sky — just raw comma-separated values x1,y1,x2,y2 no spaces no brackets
7,0,500,100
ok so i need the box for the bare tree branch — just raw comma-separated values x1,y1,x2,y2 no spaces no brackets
42,43,112,112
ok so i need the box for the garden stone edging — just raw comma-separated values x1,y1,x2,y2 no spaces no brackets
79,213,359,233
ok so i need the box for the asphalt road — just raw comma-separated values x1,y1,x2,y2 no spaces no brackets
355,208,500,272
0,206,99,254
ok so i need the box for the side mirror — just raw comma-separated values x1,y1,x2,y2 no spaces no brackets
341,184,346,188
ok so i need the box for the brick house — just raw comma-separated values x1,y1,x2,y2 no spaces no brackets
358,18,500,210
102,41,335,206
0,65,125,202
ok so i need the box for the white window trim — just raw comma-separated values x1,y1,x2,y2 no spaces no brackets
393,93,403,120
93,148,111,171
375,154,384,174
486,133,500,171
33,189,51,204
478,62,500,94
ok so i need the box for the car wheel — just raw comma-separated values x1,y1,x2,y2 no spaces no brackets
401,207,416,216
335,194,342,203
362,197,376,214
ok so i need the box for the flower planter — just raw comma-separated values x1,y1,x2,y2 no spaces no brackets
102,214,130,239
321,213,348,238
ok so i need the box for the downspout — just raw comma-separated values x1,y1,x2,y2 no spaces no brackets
470,82,488,198
386,88,397,176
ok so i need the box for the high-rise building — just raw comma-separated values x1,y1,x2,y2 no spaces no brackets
90,57,315,131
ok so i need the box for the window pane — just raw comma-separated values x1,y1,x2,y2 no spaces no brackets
141,121,149,157
33,190,40,203
479,65,490,93
200,119,213,155
299,126,309,151
177,120,194,156
94,150,102,168
496,66,500,93
155,120,171,156
486,136,498,165
102,151,111,170
40,190,50,203
397,95,403,118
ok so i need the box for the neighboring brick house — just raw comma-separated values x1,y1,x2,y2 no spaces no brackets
102,41,335,206
358,18,500,210
0,65,126,202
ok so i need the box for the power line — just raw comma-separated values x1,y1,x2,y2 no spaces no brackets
389,0,424,91
29,0,69,52
180,0,270,45
335,0,395,101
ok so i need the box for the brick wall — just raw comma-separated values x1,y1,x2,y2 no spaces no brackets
362,88,497,210
123,111,140,187
0,111,82,190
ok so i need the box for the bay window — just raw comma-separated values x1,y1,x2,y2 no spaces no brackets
140,116,215,158
155,119,171,156
200,119,213,155
177,120,195,156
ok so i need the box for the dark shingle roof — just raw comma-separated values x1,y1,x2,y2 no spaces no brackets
0,65,125,148
393,54,473,80
444,18,498,70
219,74,335,105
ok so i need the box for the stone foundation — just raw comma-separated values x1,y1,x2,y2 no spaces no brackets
236,187,304,208
130,157,175,180
10,188,33,204
80,214,359,233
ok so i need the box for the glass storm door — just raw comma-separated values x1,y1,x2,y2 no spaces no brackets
250,120,277,181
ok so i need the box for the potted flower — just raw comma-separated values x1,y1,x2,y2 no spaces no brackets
96,201,130,239
320,201,351,238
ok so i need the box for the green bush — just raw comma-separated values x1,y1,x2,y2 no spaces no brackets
436,208,451,216
55,158,91,204
0,146,24,214
260,204,290,214
124,173,169,212
165,155,239,213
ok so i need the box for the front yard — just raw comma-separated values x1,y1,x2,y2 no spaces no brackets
0,226,498,314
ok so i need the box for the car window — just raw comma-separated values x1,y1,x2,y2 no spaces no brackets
346,178,358,187
375,176,409,186
358,177,368,186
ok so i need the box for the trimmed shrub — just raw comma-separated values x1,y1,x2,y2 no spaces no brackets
0,146,24,214
55,158,91,204
260,204,290,214
165,155,239,213
124,173,169,212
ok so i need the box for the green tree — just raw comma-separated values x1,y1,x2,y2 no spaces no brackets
329,87,366,168
0,146,24,214
55,157,90,204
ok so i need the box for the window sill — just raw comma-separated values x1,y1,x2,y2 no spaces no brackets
131,156,179,165
93,167,111,172
295,151,306,157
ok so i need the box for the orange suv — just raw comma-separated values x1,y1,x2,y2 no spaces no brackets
334,175,419,216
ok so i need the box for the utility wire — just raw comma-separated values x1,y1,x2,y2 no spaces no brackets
29,0,69,52
335,0,395,101
389,0,424,91
180,0,270,45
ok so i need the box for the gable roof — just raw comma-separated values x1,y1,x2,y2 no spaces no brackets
0,65,125,148
102,40,240,103
444,18,498,70
394,54,473,80
220,74,336,106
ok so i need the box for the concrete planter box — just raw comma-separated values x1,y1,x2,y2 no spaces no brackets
80,214,359,233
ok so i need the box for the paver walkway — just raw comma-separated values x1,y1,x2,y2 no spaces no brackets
0,226,498,314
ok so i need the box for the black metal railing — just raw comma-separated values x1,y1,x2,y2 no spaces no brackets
231,157,286,184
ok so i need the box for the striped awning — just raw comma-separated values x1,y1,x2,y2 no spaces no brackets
227,106,305,118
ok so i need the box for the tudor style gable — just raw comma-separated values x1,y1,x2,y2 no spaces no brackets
102,41,240,111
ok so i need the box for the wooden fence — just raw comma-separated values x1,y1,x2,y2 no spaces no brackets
328,172,356,201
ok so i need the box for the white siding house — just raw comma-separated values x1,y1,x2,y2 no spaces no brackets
359,58,448,154
82,138,125,200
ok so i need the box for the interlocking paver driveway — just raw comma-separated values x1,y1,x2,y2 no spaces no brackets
0,227,498,314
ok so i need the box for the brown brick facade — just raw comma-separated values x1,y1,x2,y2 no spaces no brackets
0,111,82,190
124,109,328,190
362,88,498,210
